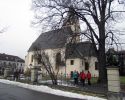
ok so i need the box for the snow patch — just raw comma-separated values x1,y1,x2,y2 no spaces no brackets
0,79,107,100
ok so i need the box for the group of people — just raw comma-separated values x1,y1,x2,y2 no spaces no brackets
71,70,91,86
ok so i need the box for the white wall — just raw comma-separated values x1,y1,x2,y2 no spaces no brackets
25,50,99,77
64,57,99,77
24,48,65,72
65,58,81,74
88,57,99,77
24,52,34,71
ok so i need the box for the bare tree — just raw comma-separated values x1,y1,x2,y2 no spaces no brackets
32,0,125,83
33,47,59,85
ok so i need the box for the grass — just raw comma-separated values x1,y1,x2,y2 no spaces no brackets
90,76,125,85
90,77,98,84
120,76,125,84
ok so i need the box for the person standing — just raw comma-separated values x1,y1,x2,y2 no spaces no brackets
87,71,91,85
73,70,78,85
14,69,18,81
76,71,79,84
70,71,73,79
80,70,86,86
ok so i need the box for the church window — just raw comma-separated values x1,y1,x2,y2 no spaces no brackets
85,62,89,70
82,60,84,66
70,60,74,65
56,53,61,69
95,62,98,70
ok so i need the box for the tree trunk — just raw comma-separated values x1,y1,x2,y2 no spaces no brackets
97,23,107,84
50,72,58,85
97,44,107,83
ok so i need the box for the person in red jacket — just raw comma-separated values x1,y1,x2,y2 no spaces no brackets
80,70,86,86
87,71,91,85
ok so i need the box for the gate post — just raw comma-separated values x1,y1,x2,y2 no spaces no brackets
31,65,39,84
107,66,123,100
4,66,10,79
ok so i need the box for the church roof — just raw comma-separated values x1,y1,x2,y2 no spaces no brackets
65,41,96,59
28,27,73,52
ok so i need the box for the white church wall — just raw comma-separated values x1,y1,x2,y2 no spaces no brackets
65,58,81,74
88,57,99,77
25,48,65,73
25,50,99,77
44,48,65,70
64,57,99,77
24,52,34,71
82,57,99,77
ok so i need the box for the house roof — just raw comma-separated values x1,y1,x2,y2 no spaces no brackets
28,27,73,52
65,41,96,59
0,53,24,63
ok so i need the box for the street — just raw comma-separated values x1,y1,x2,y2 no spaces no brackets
0,82,84,100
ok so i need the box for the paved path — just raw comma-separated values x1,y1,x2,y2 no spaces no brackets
0,83,84,100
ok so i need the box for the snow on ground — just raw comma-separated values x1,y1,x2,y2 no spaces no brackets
0,79,107,100
39,80,75,87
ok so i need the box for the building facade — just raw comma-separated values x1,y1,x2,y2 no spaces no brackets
0,53,25,74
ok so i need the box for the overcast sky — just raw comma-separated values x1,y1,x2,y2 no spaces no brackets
0,0,125,60
0,0,38,59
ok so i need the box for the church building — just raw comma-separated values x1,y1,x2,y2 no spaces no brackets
25,9,99,77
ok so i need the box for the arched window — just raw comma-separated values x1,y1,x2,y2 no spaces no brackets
56,53,61,69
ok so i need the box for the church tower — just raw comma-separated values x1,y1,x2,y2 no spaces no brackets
62,6,81,43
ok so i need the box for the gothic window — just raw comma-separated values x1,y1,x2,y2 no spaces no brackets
95,62,98,70
56,53,61,69
82,60,84,66
31,55,33,62
85,62,89,70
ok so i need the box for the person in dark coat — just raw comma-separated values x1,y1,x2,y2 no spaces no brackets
87,71,92,85
14,69,19,81
70,71,73,79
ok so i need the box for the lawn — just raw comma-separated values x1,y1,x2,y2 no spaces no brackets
90,76,125,85
90,77,98,84
120,76,125,84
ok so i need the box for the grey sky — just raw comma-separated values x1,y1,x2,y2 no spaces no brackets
0,0,38,59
